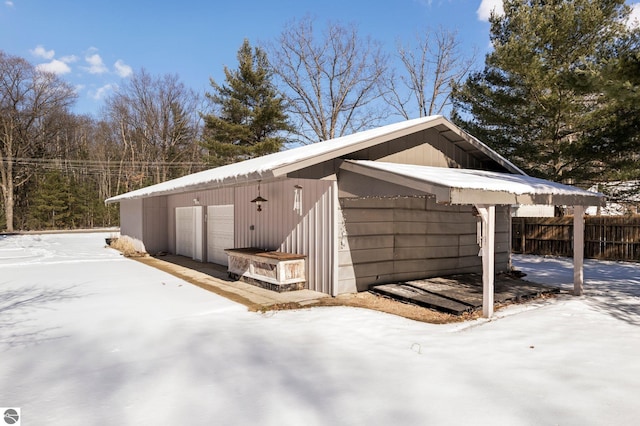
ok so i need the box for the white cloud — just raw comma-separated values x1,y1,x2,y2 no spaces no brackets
30,45,55,60
36,59,71,75
114,59,133,78
477,0,504,22
60,54,79,64
628,3,640,29
91,83,117,100
5,1,14,7
84,52,108,74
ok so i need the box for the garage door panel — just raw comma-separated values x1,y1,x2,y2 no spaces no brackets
207,205,234,266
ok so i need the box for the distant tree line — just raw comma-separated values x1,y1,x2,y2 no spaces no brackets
2,2,640,231
0,52,207,232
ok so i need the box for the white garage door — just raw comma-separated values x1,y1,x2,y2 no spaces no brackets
207,205,234,266
175,206,203,261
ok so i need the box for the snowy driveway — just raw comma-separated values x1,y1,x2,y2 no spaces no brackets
1,233,639,425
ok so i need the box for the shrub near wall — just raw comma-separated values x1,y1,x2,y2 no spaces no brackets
512,216,640,262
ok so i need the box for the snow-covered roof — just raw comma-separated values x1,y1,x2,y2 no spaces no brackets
341,160,605,207
106,115,522,203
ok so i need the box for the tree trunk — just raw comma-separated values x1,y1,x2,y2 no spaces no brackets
0,141,14,232
2,163,14,232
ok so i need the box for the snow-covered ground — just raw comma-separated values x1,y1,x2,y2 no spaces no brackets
1,232,639,425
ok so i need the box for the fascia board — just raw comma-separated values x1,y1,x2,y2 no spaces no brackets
442,126,526,175
449,189,606,207
105,170,276,203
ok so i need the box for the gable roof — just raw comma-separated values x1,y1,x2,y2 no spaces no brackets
106,116,523,203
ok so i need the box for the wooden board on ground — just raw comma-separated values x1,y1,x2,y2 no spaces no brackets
371,273,559,315
372,284,473,315
406,277,483,307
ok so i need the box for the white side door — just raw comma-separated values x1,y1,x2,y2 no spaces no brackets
175,207,194,258
175,206,203,261
207,205,234,266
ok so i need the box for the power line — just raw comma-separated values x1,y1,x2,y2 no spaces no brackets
0,157,208,167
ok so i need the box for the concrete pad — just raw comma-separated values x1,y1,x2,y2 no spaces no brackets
135,254,330,309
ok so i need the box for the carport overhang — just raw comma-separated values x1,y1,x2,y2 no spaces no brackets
340,160,606,318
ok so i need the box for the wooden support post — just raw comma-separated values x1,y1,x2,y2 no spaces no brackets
507,206,513,270
477,205,496,318
331,181,339,297
573,205,585,296
520,217,526,254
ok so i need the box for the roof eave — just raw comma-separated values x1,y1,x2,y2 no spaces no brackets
449,189,606,207
105,170,276,204
442,126,526,175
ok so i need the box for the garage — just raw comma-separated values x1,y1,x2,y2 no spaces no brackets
108,115,605,316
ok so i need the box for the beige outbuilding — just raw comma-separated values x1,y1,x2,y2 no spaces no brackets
106,116,604,317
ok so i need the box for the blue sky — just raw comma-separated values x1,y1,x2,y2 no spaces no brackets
2,0,639,117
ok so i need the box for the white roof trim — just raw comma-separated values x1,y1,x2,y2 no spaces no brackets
105,116,524,203
341,160,605,207
439,123,525,175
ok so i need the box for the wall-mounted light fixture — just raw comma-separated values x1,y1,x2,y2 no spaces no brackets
193,197,200,205
251,182,267,212
293,185,303,216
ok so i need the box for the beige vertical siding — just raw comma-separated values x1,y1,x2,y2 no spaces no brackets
351,128,484,169
234,179,335,294
338,196,510,292
166,187,235,256
163,179,335,294
120,199,143,241
142,197,167,254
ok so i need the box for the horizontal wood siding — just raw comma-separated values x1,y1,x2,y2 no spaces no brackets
338,197,510,292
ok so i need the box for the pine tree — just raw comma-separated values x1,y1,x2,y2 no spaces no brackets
29,170,72,229
451,0,631,183
201,40,292,166
580,30,640,184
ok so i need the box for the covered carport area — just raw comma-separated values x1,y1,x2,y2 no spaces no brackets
340,160,606,318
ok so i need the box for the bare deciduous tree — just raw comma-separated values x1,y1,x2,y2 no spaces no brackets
104,69,202,188
0,51,76,231
267,17,388,144
385,28,476,119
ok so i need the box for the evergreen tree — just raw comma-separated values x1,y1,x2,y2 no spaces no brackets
201,40,292,165
29,170,72,229
580,29,640,184
451,0,631,183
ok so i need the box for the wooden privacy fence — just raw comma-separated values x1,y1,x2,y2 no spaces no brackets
512,216,640,262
